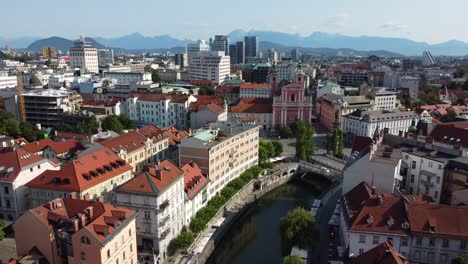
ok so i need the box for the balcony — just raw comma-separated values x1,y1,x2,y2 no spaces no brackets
159,216,170,228
420,179,434,188
159,200,169,211
159,227,171,240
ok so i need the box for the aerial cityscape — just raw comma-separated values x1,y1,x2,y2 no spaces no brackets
2,1,468,264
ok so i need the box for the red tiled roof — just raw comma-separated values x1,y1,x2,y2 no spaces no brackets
27,198,135,242
128,92,172,101
26,148,133,192
46,139,83,154
351,136,374,153
348,242,413,264
199,103,224,114
117,160,184,194
349,194,410,235
56,132,88,140
189,80,213,86
408,203,468,240
138,124,164,139
21,138,55,153
181,161,208,200
239,83,271,89
189,95,224,111
0,149,46,182
430,125,468,147
215,86,239,94
161,127,190,145
229,98,273,113
343,182,376,225
100,130,155,154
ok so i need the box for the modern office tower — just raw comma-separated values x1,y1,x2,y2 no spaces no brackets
291,48,300,62
187,40,210,65
245,36,259,58
211,35,230,55
5,44,11,54
188,51,231,83
69,36,99,73
422,50,436,66
97,49,114,66
229,41,245,64
42,47,57,59
265,48,278,63
174,53,188,69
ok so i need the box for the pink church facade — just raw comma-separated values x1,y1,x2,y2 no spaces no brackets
272,67,314,126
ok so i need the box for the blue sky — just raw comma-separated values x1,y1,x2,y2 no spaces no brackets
2,0,468,43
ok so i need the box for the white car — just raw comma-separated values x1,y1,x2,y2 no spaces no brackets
321,167,331,174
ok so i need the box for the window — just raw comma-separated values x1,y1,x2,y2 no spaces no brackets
438,164,442,170
461,240,467,250
107,249,110,258
443,239,450,248
373,236,379,244
427,252,434,261
410,175,415,183
144,211,151,220
436,176,440,184
412,161,416,169
429,162,433,168
4,186,8,195
440,254,448,263
429,238,435,247
81,252,86,260
123,251,126,260
6,199,10,208
30,167,33,172
130,243,133,252
416,237,422,246
359,248,364,254
116,258,119,264
413,251,421,259
359,235,366,243
425,188,430,195
435,191,439,199
401,238,408,246
409,187,413,194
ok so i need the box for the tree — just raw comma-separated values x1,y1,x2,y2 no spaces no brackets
0,220,4,241
173,231,195,250
284,255,305,264
221,187,236,200
326,133,333,155
196,206,217,222
272,141,283,157
279,207,316,251
208,195,227,210
101,115,124,134
117,115,137,130
295,121,315,161
20,122,43,142
452,254,468,264
151,70,161,83
227,178,245,191
0,110,20,137
336,127,344,158
277,125,293,138
189,217,207,234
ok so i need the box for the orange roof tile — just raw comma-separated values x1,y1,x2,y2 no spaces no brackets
56,131,88,140
349,242,413,264
27,198,135,242
0,149,47,182
100,131,153,154
229,98,273,113
161,126,190,145
239,83,271,89
117,160,184,195
26,148,133,192
181,161,208,200
46,139,83,154
21,138,55,153
215,86,239,94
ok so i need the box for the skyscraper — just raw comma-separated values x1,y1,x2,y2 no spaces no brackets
211,35,230,55
291,48,300,62
97,49,114,66
175,53,188,69
42,47,57,59
69,36,98,73
187,40,210,65
245,36,259,58
422,51,436,66
229,41,245,64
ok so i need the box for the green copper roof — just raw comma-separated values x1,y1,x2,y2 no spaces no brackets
193,130,216,142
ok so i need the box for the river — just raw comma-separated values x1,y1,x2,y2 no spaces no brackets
206,177,326,264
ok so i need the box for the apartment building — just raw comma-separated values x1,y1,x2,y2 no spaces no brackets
0,149,59,222
0,72,17,89
26,148,133,206
181,161,209,226
69,36,99,74
442,157,468,205
22,88,82,127
103,72,151,86
239,83,272,98
342,109,414,138
115,160,185,262
99,129,168,172
14,197,137,264
179,120,259,196
370,87,400,110
188,51,231,84
187,40,210,65
189,101,227,129
229,98,273,135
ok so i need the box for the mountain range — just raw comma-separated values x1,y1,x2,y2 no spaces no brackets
3,30,468,56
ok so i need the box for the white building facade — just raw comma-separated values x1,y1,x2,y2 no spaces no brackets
69,36,99,74
343,110,414,138
188,51,230,84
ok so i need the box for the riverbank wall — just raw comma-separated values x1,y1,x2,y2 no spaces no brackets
193,163,300,264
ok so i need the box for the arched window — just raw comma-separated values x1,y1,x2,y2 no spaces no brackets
291,94,295,102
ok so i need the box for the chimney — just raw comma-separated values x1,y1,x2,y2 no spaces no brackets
73,219,79,232
189,160,195,168
83,194,90,201
155,169,162,180
48,201,54,210
70,192,77,199
80,213,87,227
98,196,104,203
86,206,94,219
371,186,376,195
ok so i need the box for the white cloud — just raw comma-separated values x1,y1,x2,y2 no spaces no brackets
381,22,409,31
318,12,351,28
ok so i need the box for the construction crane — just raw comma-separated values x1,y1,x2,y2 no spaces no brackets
16,73,26,122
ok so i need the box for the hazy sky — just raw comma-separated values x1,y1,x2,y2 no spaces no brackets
3,0,468,43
